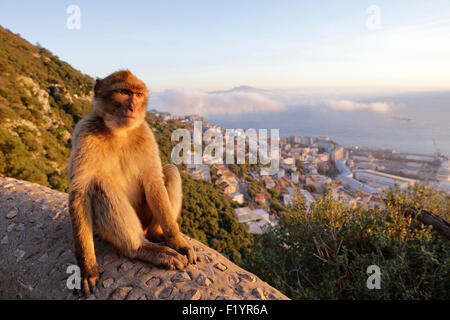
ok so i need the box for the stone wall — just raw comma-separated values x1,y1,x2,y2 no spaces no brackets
0,177,289,300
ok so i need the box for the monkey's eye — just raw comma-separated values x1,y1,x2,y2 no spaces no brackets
119,89,132,96
136,92,144,98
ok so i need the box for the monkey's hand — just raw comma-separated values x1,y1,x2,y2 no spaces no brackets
80,264,104,296
168,234,197,265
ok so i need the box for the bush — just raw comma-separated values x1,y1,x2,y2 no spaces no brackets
243,185,450,299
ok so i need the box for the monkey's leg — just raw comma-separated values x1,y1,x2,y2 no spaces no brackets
147,164,183,242
90,180,188,270
143,166,196,264
163,164,183,219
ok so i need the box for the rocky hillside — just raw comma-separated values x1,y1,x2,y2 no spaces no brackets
0,177,288,300
0,26,93,192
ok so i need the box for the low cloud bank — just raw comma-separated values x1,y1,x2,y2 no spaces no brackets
151,88,286,116
323,99,397,113
150,88,400,115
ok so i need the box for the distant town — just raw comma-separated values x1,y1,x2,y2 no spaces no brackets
150,109,450,235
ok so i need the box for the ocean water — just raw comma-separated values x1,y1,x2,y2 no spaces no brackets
206,91,450,156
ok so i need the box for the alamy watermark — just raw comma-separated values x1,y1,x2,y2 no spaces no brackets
366,265,381,289
171,121,280,175
66,5,81,30
366,5,382,31
66,264,81,290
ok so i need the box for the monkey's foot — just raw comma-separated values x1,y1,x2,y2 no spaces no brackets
155,247,189,270
78,264,104,296
167,234,197,265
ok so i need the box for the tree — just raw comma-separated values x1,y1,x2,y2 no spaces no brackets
295,160,306,174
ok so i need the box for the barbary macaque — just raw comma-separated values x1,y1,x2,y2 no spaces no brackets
68,70,196,294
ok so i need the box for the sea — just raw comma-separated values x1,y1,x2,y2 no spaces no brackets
206,91,450,157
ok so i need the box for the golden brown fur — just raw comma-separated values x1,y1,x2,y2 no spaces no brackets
68,70,195,294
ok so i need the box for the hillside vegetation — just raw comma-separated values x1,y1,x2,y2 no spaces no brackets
244,184,449,299
0,26,93,191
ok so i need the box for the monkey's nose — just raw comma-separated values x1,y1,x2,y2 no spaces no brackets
128,105,134,112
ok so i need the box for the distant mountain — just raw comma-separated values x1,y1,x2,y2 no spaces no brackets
0,25,93,191
209,85,266,94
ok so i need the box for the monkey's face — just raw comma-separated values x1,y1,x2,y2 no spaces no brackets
94,70,149,130
109,87,147,127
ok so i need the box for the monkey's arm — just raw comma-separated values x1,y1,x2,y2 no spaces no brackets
69,187,102,294
68,130,103,294
143,179,196,264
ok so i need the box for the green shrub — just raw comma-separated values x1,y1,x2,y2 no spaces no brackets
243,185,449,299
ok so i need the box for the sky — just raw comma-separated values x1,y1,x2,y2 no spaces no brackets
0,0,450,93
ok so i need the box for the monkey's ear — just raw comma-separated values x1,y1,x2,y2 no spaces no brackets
94,78,103,97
